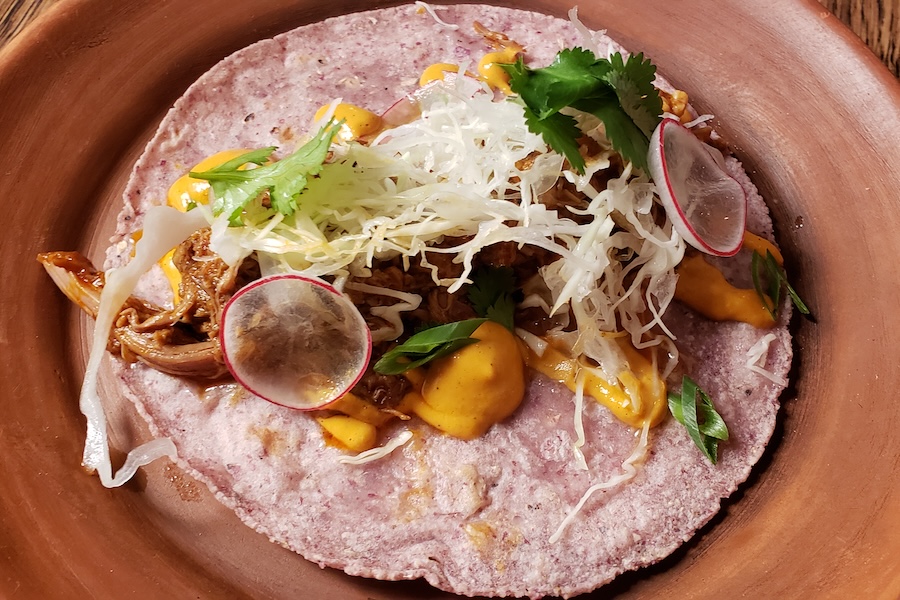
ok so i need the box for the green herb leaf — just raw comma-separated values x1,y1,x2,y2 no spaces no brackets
667,375,729,464
468,266,518,331
521,105,587,174
604,52,662,139
750,250,811,320
573,97,650,172
503,49,662,174
505,49,611,119
190,124,336,226
373,318,488,375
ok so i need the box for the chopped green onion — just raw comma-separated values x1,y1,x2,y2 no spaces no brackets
667,376,729,464
751,250,811,320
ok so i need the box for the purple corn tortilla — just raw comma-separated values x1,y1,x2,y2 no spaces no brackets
104,4,792,598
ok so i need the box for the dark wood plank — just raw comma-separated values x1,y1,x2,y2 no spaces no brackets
0,0,59,48
0,1,897,72
819,0,900,75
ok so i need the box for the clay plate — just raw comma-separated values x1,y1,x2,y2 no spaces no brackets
1,0,898,598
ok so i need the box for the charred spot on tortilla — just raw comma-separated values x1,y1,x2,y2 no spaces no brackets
38,3,800,598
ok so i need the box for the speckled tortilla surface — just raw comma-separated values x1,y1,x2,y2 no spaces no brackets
106,5,793,598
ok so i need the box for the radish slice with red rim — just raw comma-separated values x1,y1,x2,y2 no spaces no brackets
648,118,747,257
220,274,372,410
376,78,483,134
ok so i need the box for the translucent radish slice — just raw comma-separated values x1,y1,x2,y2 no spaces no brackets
380,94,422,129
378,78,482,131
220,274,372,410
648,118,747,257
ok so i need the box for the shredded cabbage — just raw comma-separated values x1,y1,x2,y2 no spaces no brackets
338,430,414,465
82,206,208,487
414,1,459,30
746,333,788,387
549,419,652,544
209,81,684,383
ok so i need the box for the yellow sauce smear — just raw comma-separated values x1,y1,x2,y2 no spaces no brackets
159,149,253,301
419,63,472,87
312,393,391,453
476,44,521,95
674,253,775,328
316,415,377,452
420,25,523,94
313,103,383,141
402,321,525,439
742,230,784,265
524,337,667,429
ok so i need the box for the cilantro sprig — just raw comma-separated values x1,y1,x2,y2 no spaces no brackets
750,250,811,320
373,318,487,375
190,123,336,226
503,48,662,173
667,376,729,464
468,266,519,331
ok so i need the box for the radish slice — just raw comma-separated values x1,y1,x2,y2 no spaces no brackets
381,95,422,129
220,274,372,410
378,78,481,131
648,118,747,257
378,80,449,130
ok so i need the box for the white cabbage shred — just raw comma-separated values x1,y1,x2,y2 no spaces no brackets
549,419,652,544
210,81,685,382
414,1,459,30
82,206,207,487
84,49,686,528
746,332,788,386
338,430,414,465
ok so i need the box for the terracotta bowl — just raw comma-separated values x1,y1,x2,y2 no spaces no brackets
1,0,898,598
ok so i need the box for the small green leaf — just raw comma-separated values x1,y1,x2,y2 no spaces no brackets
503,48,662,174
190,124,336,226
667,375,729,464
520,105,586,174
750,250,811,320
468,266,518,331
574,97,650,172
373,318,487,375
508,48,611,118
602,52,662,139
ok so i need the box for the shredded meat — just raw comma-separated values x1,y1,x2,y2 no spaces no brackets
350,368,411,409
39,147,619,405
38,228,256,380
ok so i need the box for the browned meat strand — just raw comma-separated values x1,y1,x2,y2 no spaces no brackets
39,177,600,401
37,228,255,381
351,368,411,409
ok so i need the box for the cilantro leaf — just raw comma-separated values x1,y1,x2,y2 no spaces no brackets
604,52,661,139
573,96,650,172
373,318,488,375
521,105,586,174
503,48,662,174
190,124,336,226
750,250,812,320
468,266,518,331
667,375,729,464
506,49,611,119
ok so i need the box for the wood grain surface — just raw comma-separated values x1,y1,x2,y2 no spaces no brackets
0,0,898,74
1,0,899,599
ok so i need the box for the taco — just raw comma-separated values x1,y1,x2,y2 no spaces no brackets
38,3,803,598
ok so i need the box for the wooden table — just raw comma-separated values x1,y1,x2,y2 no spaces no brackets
1,0,899,75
